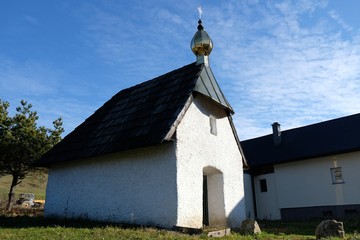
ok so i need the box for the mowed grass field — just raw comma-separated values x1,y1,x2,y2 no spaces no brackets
1,175,359,239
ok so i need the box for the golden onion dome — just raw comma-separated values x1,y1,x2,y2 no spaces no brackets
190,19,213,56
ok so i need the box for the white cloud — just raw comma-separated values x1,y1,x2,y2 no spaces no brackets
0,58,58,96
328,10,353,32
71,0,360,140
24,15,38,24
0,57,102,135
204,0,360,140
32,97,98,135
5,0,360,141
76,2,195,85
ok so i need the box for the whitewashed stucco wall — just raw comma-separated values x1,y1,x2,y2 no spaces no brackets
275,151,360,208
45,94,245,229
175,95,246,228
253,173,281,220
251,151,360,220
45,144,178,228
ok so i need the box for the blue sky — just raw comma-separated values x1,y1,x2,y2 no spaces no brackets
1,0,360,140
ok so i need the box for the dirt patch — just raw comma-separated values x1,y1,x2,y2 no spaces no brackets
0,207,44,217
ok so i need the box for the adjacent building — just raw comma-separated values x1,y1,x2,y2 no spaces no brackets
242,115,360,220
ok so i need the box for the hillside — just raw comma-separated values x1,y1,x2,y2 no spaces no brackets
0,173,47,207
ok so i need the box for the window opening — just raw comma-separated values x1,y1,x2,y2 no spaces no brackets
209,116,217,135
330,167,345,184
259,179,267,192
203,175,209,226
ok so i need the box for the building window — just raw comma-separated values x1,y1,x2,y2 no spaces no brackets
330,167,345,184
259,179,267,192
209,116,217,135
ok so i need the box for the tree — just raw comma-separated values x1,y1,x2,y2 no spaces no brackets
0,99,64,211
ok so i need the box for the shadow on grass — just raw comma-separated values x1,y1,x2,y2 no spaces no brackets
258,219,360,236
258,220,317,236
0,208,140,230
1,216,144,230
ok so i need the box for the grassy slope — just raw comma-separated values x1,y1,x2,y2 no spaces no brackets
0,173,47,205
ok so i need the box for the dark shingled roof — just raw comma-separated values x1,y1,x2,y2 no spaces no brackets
241,113,360,170
37,62,234,166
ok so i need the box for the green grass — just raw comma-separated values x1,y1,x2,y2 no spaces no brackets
1,209,360,240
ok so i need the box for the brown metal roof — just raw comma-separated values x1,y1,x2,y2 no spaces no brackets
36,62,234,166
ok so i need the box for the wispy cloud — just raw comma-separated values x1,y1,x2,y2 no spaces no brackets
3,0,360,141
70,0,360,140
24,15,38,24
328,10,353,32
0,58,58,96
0,56,101,135
75,1,195,85
31,97,98,135
203,0,360,139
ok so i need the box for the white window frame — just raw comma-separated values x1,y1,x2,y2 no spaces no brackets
330,167,345,184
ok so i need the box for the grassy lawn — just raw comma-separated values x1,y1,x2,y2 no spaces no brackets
1,209,359,240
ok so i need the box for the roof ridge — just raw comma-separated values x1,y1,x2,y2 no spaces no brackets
115,62,199,93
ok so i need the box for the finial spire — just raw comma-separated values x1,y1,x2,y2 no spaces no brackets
190,15,213,66
197,19,204,31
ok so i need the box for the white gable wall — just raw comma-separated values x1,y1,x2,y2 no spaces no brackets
175,95,246,228
45,144,178,228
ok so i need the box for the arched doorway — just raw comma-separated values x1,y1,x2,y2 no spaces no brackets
203,166,226,227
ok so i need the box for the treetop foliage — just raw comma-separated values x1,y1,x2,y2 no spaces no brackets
0,99,64,178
